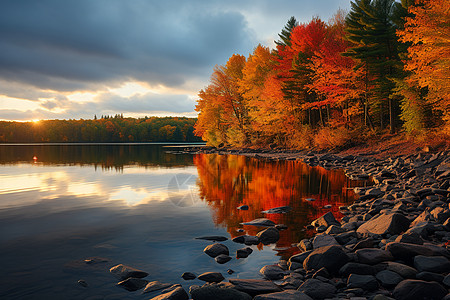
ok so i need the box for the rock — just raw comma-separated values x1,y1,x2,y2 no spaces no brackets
227,269,234,275
150,286,189,300
325,225,346,235
316,225,327,233
375,270,403,288
334,231,358,245
195,236,228,242
229,279,282,297
385,261,417,279
232,235,260,245
312,267,330,279
254,290,313,300
109,264,149,280
394,232,423,245
204,243,229,258
189,283,251,300
237,205,249,210
275,224,288,230
386,242,450,263
356,248,394,265
416,271,445,282
241,218,275,227
356,213,410,236
443,274,450,287
197,272,225,283
257,227,280,245
393,279,447,300
347,274,378,291
262,206,292,214
311,212,340,228
298,278,336,300
430,207,450,223
181,272,196,280
411,211,433,227
236,247,253,258
339,262,376,277
311,234,339,249
143,281,173,294
352,237,375,250
303,245,349,274
289,251,312,265
77,279,88,287
414,255,450,273
215,254,232,264
260,264,286,280
298,239,313,252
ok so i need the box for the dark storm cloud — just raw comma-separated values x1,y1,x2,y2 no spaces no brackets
0,0,254,91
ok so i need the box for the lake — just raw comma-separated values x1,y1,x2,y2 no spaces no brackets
0,144,368,299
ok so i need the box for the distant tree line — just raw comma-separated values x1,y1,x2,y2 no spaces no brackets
0,116,201,143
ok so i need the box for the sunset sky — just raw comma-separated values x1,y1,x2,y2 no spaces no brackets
0,0,351,121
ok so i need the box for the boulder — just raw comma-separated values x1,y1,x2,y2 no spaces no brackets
356,248,394,265
229,279,282,297
215,254,232,264
254,290,313,300
109,264,149,280
303,245,349,274
394,232,423,245
385,261,418,279
260,264,286,280
375,270,403,288
311,212,340,228
143,281,173,294
236,247,253,259
393,279,447,300
443,274,450,287
204,243,229,258
311,234,339,249
298,239,313,252
181,272,196,280
414,255,450,273
197,272,225,283
356,213,410,236
289,251,312,265
334,231,358,245
150,286,189,300
386,242,450,263
347,274,378,291
339,262,376,277
416,271,445,282
189,283,251,300
257,227,280,245
430,207,450,223
325,225,346,235
117,277,148,291
298,279,336,300
262,206,292,214
241,218,275,227
232,235,260,245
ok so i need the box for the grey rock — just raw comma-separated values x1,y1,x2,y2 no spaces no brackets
311,234,339,249
229,279,282,297
237,205,249,210
393,279,447,300
215,254,232,264
339,262,376,277
298,239,313,252
443,274,450,287
298,278,336,300
430,207,450,223
356,213,410,236
143,281,173,294
303,245,349,274
241,218,275,227
386,242,450,263
260,264,286,280
375,270,403,288
195,236,228,242
189,283,251,300
232,235,260,245
347,274,378,291
254,290,313,300
414,255,450,273
262,206,292,214
77,279,88,287
109,264,149,280
197,272,225,283
311,212,340,228
394,232,423,245
181,272,196,280
257,227,280,245
352,237,375,250
150,286,189,300
289,251,312,265
385,261,418,278
334,231,358,245
236,247,253,258
416,271,445,282
325,225,346,235
356,248,394,265
203,243,229,258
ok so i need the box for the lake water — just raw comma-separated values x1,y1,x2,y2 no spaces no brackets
0,144,368,299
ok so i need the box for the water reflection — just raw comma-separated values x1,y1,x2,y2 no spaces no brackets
194,153,367,257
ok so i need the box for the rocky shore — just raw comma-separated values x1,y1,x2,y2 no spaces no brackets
94,147,450,299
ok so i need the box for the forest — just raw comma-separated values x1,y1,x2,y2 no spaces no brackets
194,0,450,149
0,116,201,143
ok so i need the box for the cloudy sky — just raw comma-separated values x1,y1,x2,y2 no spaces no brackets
0,0,351,121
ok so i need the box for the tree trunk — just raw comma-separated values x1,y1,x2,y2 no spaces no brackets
389,97,394,134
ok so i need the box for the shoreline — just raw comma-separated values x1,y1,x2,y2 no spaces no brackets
157,145,450,299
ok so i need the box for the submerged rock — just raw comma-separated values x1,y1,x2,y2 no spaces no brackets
241,218,276,227
215,254,232,264
203,243,229,258
117,277,149,291
109,264,149,280
261,206,292,214
195,236,228,242
257,227,280,245
181,272,196,280
143,281,173,294
197,272,225,283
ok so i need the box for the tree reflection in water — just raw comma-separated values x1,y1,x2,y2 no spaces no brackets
194,153,369,258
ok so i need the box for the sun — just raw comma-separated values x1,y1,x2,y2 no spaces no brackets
31,119,40,123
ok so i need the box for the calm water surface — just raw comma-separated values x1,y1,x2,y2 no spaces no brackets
0,144,367,299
